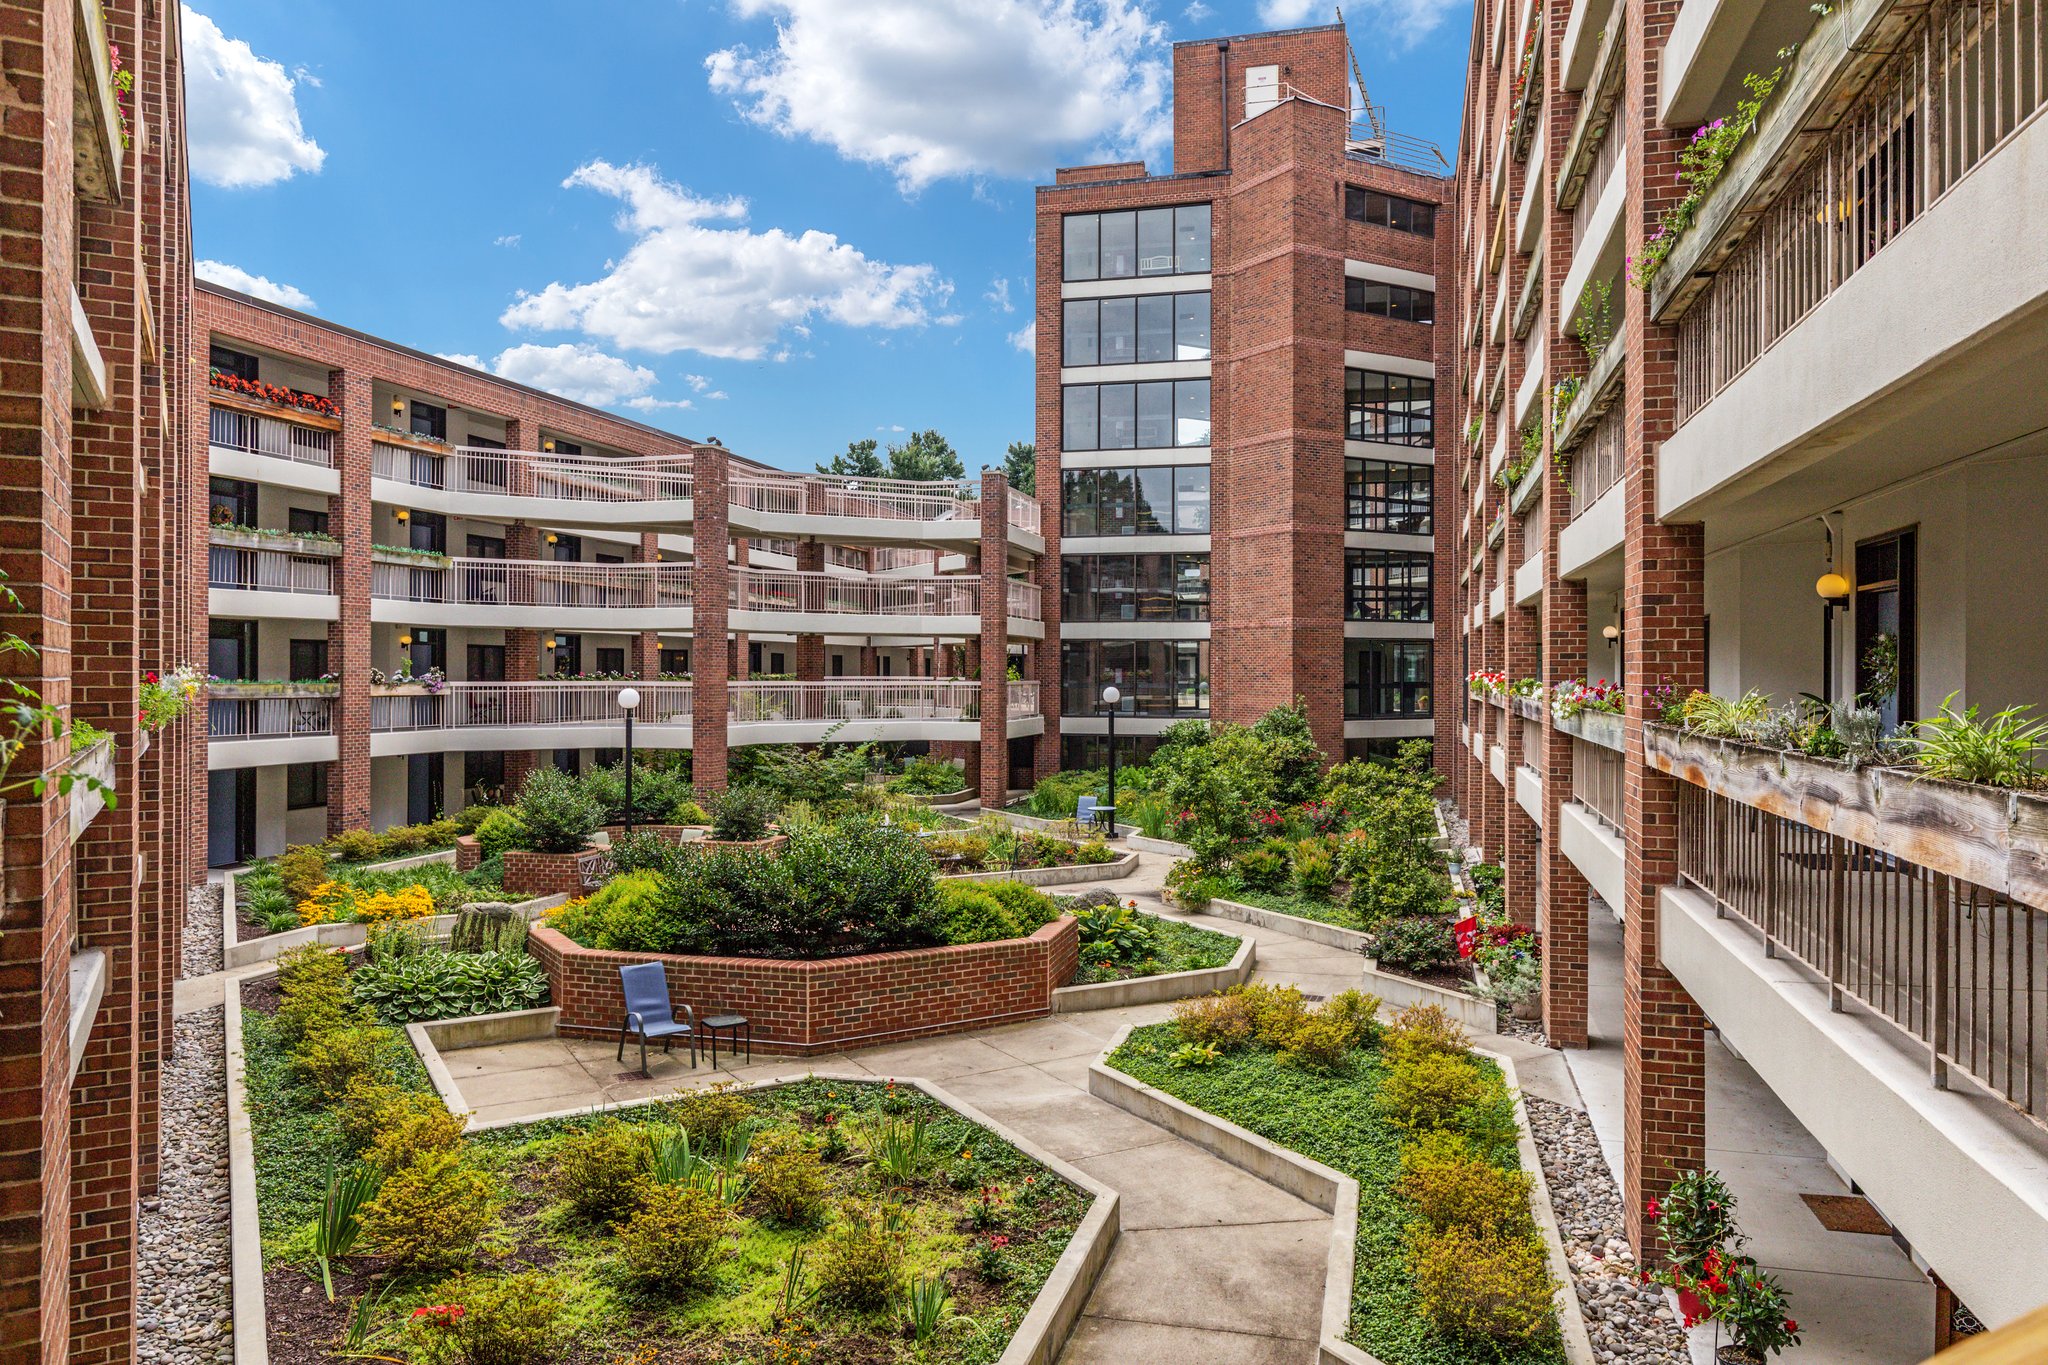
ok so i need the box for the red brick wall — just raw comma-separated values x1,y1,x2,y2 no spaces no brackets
501,849,598,900
529,916,1080,1054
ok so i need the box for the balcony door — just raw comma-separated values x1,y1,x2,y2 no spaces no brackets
207,769,255,866
209,619,255,682
1854,528,1916,731
407,753,444,824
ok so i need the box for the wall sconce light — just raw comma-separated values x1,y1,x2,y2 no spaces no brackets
395,508,410,523
1815,572,1851,601
391,397,405,416
399,633,413,647
1817,571,1852,703
546,532,558,545
542,438,555,453
1602,624,1620,643
546,637,559,650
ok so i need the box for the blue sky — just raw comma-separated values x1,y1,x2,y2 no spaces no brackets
188,0,1471,472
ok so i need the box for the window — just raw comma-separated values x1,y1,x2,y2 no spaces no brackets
1345,277,1435,323
596,647,626,675
1347,640,1433,718
1346,459,1433,534
289,638,328,681
1063,733,1166,770
410,510,447,555
467,644,506,682
1060,381,1211,450
659,647,689,675
209,344,260,380
1061,466,1211,536
208,619,255,681
1061,205,1211,281
770,651,786,674
465,751,506,803
1346,549,1433,621
1060,293,1212,368
466,533,506,559
288,506,329,536
409,401,447,441
286,763,328,811
550,438,584,458
209,476,258,528
1062,553,1211,621
1345,368,1434,446
1061,639,1209,716
1344,186,1436,235
551,533,583,562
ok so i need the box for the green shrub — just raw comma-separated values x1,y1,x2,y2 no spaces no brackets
1376,1051,1494,1135
707,785,778,841
358,1150,496,1271
451,803,496,835
812,1204,903,1310
982,880,1059,931
664,1083,754,1143
1399,1132,1536,1237
581,760,694,826
1373,916,1459,975
1072,835,1116,865
1291,838,1337,898
1164,859,1223,911
273,950,364,1049
887,758,967,795
1172,991,1257,1050
474,808,531,858
1384,1003,1469,1063
276,941,349,994
337,1076,463,1169
513,767,602,854
1909,693,2048,788
545,869,677,953
447,903,527,955
403,1270,563,1365
937,883,1023,945
768,819,943,956
747,1129,828,1227
616,1181,728,1288
326,828,384,863
290,1025,385,1100
1240,983,1311,1048
274,844,331,903
1232,841,1291,892
1027,770,1101,820
551,1120,650,1226
1075,904,1159,965
350,947,548,1025
1409,1225,1559,1344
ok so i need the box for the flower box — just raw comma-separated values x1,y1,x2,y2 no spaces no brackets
370,545,450,567
208,525,342,556
209,681,338,700
1555,706,1624,751
371,423,451,453
206,376,341,426
370,683,434,697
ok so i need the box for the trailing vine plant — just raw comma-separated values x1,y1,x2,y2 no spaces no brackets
1627,66,1787,290
1574,278,1615,363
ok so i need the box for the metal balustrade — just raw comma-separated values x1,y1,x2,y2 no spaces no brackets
730,569,980,617
370,557,693,609
728,680,1039,723
208,403,334,466
208,544,335,595
1676,0,2048,421
362,679,1041,733
1571,736,1625,829
729,472,978,522
1567,406,1625,519
209,695,335,739
1677,783,2048,1127
371,443,695,501
1007,578,1044,621
1006,486,1041,534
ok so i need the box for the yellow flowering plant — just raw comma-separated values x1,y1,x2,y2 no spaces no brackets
298,881,436,926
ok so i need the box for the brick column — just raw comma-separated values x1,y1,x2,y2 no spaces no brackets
328,367,374,834
692,447,731,795
859,644,879,675
977,471,1010,809
1542,581,1592,1048
634,531,662,677
1622,0,1709,1262
793,541,825,681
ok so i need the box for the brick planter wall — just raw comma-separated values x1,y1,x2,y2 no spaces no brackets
455,829,779,882
455,834,481,873
501,848,601,898
528,916,1081,1055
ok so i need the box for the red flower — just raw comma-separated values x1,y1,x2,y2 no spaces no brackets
1784,1319,1798,1334
411,1304,465,1325
988,1234,1010,1248
1644,1198,1662,1220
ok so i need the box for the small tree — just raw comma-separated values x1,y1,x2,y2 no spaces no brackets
1003,440,1036,494
886,429,965,482
817,438,887,478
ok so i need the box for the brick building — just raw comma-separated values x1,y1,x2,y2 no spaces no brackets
1033,24,1454,772
0,0,200,1360
1454,0,2048,1338
199,283,1056,861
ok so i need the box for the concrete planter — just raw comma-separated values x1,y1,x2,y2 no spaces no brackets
942,848,1140,887
1200,895,1372,953
1088,1027,1597,1365
1555,707,1625,752
222,895,563,969
898,786,976,806
985,808,1137,838
1127,832,1195,857
1053,931,1254,1012
1362,957,1498,1031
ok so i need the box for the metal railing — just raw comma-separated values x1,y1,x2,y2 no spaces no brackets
1572,736,1626,829
729,569,981,617
1676,0,2048,422
1520,716,1544,767
370,682,697,733
208,403,334,467
370,558,693,609
729,472,978,522
1677,783,2047,1127
371,443,695,502
1006,578,1043,621
209,695,335,739
1568,406,1625,518
727,680,1040,724
1571,127,1625,258
1007,486,1041,534
208,545,335,595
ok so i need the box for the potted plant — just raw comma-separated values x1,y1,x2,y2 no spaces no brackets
1695,1257,1800,1363
1644,1169,1742,1325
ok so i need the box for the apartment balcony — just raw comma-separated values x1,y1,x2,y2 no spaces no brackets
370,441,694,527
207,533,340,620
1554,397,1625,581
365,678,1042,756
730,472,1044,555
207,687,339,770
207,398,340,494
730,569,1044,640
1654,738,2048,1324
1660,0,2048,525
369,555,695,630
71,0,122,203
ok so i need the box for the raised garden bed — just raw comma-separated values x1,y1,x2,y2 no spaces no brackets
235,979,1115,1365
226,850,511,955
1054,915,1252,1013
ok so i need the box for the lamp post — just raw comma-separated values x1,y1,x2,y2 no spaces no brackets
1816,572,1851,704
1101,684,1121,834
618,687,641,837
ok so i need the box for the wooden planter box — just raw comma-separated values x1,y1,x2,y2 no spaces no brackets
1643,722,2048,910
528,916,1081,1054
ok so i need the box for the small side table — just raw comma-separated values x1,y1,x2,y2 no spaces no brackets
701,1013,752,1067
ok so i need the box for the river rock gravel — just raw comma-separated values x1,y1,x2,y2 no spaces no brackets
183,880,223,979
136,1004,232,1365
1526,1092,1689,1364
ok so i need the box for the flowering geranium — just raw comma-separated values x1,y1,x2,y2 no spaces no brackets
208,369,340,417
1551,678,1624,722
1466,669,1509,697
139,665,204,731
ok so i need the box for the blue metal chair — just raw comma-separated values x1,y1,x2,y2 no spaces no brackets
615,962,696,1074
1075,795,1099,834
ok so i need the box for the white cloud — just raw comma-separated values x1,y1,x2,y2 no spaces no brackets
985,277,1015,313
182,7,325,188
493,234,522,248
485,343,672,406
683,375,733,400
1262,0,1458,46
1008,322,1036,355
706,0,1171,192
1183,1,1212,19
1258,0,1318,21
196,259,314,309
502,160,955,361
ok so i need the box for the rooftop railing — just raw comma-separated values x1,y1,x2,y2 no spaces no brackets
1675,0,2048,422
1007,486,1041,535
208,544,335,595
208,403,335,467
369,558,693,609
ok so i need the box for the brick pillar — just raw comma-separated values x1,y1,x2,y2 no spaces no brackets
692,447,731,795
1543,581,1592,1047
859,644,879,675
1622,0,1709,1262
794,541,825,680
634,531,661,677
977,471,1011,809
329,367,374,834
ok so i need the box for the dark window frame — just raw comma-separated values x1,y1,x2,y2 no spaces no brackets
1346,458,1434,535
1343,186,1437,236
286,762,328,811
1059,381,1212,451
1345,548,1434,622
1345,368,1434,447
1344,276,1436,324
1061,291,1212,367
1060,205,1213,281
1061,465,1213,536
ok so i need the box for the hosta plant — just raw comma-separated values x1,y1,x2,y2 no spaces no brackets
349,947,548,1025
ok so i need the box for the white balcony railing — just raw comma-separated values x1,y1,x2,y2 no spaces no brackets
370,682,696,733
209,694,336,739
1675,0,2048,422
729,680,1040,723
370,558,693,609
730,569,981,617
208,544,335,595
1006,486,1041,534
729,472,977,523
208,403,334,467
371,443,695,502
1567,406,1625,519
